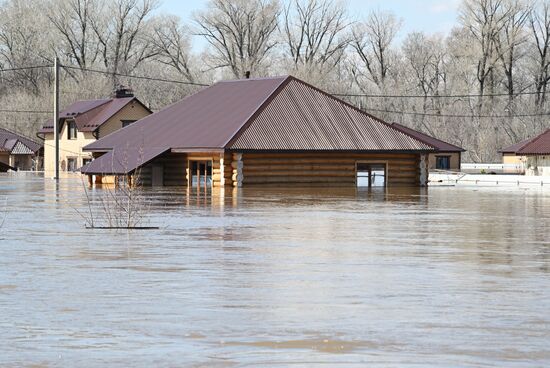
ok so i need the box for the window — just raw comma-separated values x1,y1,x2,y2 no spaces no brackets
436,156,451,170
356,163,386,187
67,120,77,140
67,157,77,172
122,120,137,128
82,158,92,167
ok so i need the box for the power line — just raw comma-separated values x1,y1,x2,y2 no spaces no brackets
61,65,209,87
0,109,50,114
0,65,52,72
334,90,540,99
365,107,550,119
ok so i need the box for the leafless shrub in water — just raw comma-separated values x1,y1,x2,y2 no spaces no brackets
75,146,156,229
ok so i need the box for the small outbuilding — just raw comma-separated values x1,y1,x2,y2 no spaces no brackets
500,129,550,176
0,127,43,171
82,76,461,188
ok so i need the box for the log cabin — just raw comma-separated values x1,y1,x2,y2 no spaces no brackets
81,76,456,188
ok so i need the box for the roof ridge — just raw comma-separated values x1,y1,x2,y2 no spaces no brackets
223,76,292,147
218,75,289,83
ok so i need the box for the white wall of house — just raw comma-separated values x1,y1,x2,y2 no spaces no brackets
43,101,150,174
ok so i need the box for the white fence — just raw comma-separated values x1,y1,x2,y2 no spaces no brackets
430,172,550,187
461,163,525,174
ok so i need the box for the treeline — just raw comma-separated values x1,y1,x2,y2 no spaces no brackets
1,0,549,162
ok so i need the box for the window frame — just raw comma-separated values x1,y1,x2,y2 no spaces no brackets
355,161,388,188
67,120,78,140
435,155,451,170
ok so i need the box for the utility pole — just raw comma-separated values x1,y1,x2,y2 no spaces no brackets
53,57,60,181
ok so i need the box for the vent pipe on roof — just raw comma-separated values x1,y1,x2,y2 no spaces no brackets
113,85,134,98
245,71,250,79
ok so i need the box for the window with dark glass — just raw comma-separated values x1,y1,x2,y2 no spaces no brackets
122,120,137,128
82,158,92,167
67,120,77,140
67,157,77,172
436,156,451,170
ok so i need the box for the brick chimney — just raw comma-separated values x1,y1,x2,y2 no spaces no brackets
113,85,134,98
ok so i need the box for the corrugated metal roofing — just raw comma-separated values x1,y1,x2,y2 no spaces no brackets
82,75,434,175
230,79,433,151
39,97,143,133
389,123,465,152
500,129,550,155
0,127,42,154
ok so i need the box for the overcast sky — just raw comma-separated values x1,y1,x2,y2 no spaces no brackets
158,0,461,51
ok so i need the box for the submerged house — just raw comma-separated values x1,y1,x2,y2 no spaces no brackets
500,129,550,176
389,123,464,171
37,88,151,173
82,76,459,188
0,127,43,171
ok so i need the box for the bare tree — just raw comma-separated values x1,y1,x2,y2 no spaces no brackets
282,0,350,72
90,0,160,85
460,0,514,112
150,15,195,82
530,0,550,110
194,0,281,78
402,32,447,133
46,0,98,70
350,9,402,92
0,0,49,94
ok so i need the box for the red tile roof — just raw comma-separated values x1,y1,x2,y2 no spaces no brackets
500,129,550,155
82,76,435,175
39,97,148,134
389,123,464,152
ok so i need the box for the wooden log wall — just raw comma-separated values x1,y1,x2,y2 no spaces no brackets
238,152,421,187
140,153,187,186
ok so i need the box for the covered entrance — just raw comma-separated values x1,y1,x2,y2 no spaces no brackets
356,162,387,187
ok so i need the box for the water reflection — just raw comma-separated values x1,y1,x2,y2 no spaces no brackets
0,173,549,366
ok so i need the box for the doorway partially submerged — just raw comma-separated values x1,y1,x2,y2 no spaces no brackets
188,160,213,188
356,162,387,187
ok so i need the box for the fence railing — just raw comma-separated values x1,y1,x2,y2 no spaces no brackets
430,172,550,187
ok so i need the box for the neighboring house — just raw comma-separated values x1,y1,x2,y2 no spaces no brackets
81,75,452,188
0,127,43,172
390,123,465,171
37,88,151,173
500,129,550,176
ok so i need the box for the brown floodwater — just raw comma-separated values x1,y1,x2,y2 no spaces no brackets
0,172,549,367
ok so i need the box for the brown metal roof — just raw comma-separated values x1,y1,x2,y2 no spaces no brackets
500,129,550,155
229,79,434,151
389,123,465,152
39,97,148,134
0,127,42,154
82,76,433,175
515,129,550,155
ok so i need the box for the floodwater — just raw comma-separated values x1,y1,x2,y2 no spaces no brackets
1,173,549,367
